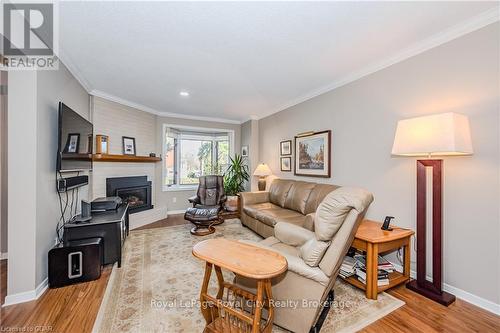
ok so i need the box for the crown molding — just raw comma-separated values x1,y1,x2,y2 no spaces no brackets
257,7,500,121
57,49,92,93
90,90,242,125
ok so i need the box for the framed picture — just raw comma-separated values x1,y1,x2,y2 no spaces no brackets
241,145,249,157
294,130,331,178
64,133,80,153
280,140,292,156
280,157,292,172
122,136,136,155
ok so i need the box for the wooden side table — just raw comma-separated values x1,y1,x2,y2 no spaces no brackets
192,239,287,333
344,220,414,300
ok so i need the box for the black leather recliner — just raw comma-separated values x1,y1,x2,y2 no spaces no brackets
184,175,226,235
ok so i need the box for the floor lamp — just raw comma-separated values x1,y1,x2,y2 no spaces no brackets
391,112,473,306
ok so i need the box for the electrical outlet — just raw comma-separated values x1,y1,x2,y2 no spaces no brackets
172,197,177,203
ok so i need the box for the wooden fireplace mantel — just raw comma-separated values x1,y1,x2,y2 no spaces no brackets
92,154,161,163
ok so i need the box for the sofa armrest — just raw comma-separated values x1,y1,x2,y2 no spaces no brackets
240,191,270,206
274,222,315,247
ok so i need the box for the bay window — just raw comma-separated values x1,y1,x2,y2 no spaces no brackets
163,125,233,190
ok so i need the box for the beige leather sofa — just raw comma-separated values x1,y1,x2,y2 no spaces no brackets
237,180,373,333
240,179,339,238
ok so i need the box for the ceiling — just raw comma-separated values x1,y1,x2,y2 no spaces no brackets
59,1,499,124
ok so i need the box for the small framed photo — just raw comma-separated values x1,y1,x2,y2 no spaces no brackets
122,136,136,155
280,140,292,156
64,133,80,153
280,157,292,172
241,145,249,157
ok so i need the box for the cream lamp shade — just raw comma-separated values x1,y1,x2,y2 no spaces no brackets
391,112,473,157
253,163,272,177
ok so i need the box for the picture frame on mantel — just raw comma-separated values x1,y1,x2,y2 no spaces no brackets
122,136,136,155
294,130,331,178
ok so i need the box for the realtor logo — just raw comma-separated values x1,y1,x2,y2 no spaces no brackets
2,2,58,69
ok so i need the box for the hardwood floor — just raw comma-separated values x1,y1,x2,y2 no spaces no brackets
1,214,499,333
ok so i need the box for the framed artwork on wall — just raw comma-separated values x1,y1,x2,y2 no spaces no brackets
280,140,292,155
122,136,136,155
241,145,249,157
280,157,292,172
294,130,331,178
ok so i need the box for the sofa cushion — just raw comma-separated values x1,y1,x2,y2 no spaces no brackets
300,238,330,267
304,183,339,215
255,207,303,227
269,179,294,207
274,222,315,247
274,215,308,229
283,181,316,214
314,187,374,241
243,202,279,218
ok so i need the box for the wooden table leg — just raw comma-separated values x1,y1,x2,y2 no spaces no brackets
214,265,224,299
403,239,411,280
200,262,213,325
366,243,379,300
252,280,265,333
262,279,273,333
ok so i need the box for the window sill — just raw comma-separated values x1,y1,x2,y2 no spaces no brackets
162,185,198,192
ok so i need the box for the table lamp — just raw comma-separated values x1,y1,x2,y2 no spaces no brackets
253,163,272,191
392,112,473,306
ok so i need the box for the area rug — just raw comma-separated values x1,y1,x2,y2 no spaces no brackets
92,220,404,333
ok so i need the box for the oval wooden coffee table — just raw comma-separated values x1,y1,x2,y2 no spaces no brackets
192,238,287,333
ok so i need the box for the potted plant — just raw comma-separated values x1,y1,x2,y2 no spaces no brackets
223,154,250,212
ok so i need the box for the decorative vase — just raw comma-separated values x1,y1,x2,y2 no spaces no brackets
225,195,239,212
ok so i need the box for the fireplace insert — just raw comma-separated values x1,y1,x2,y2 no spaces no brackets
106,176,153,214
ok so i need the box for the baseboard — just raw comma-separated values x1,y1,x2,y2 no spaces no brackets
2,277,48,307
168,209,186,215
0,252,7,260
391,262,500,315
129,207,168,230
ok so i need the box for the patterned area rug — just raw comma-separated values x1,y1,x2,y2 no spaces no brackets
92,220,404,333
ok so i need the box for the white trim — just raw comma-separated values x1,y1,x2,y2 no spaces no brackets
167,209,186,215
90,90,241,124
391,262,500,315
0,252,7,260
257,7,500,120
163,185,198,192
2,278,48,307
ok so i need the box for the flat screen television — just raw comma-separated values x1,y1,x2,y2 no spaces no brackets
57,102,93,171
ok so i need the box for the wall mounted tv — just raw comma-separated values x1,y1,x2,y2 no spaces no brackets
56,102,93,171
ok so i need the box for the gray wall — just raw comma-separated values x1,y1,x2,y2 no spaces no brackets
6,63,89,297
35,64,89,286
155,116,241,211
258,23,499,304
241,119,259,191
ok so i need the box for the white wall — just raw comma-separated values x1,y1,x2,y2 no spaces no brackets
7,71,38,297
91,97,165,228
258,23,499,306
0,70,7,256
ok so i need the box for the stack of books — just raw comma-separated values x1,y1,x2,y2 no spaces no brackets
339,256,356,279
339,254,395,285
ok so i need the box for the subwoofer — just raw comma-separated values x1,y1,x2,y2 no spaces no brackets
48,237,102,288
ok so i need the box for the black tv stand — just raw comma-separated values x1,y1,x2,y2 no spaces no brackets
63,204,129,267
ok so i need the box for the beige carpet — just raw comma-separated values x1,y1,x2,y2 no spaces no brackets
92,220,404,333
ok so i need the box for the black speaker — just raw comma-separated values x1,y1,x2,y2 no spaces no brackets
48,238,102,288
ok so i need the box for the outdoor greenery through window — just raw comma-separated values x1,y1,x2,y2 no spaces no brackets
163,126,231,188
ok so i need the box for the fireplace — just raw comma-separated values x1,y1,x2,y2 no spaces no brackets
106,176,153,214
